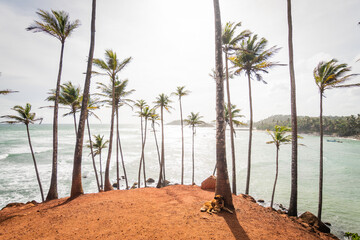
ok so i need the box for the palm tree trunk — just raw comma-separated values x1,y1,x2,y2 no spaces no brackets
192,126,195,185
152,122,161,167
287,0,298,217
179,98,185,185
70,0,96,198
271,146,279,209
26,124,44,202
225,52,237,195
104,77,116,191
138,111,144,188
73,110,77,137
116,105,120,190
142,119,148,187
46,41,65,201
87,117,100,192
99,152,103,190
318,92,324,221
156,107,165,188
117,127,129,190
213,0,234,210
245,72,253,195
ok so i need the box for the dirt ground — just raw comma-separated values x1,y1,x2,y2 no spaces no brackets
0,185,338,239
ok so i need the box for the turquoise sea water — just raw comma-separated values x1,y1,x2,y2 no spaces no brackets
0,123,359,238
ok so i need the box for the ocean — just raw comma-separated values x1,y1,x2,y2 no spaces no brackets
0,123,359,238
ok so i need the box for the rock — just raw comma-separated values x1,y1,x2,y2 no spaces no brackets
299,211,330,233
112,183,118,188
4,203,24,208
200,175,216,191
164,180,170,186
240,194,256,203
279,204,286,210
131,183,137,189
146,178,155,183
26,200,38,206
324,222,332,226
121,176,125,179
257,199,265,203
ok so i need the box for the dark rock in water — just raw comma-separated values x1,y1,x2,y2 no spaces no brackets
82,175,87,178
257,199,265,203
279,204,286,210
121,176,125,179
112,183,118,188
146,178,155,183
131,183,137,189
324,222,331,226
164,180,170,186
299,211,330,233
201,175,216,191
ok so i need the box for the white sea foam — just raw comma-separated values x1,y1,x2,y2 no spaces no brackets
0,154,8,160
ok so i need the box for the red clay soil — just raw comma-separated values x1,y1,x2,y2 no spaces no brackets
0,185,338,240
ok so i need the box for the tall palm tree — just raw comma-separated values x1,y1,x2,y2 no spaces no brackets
134,99,147,188
287,0,299,217
222,22,250,194
90,134,108,191
154,93,172,188
27,9,80,201
185,112,205,185
137,106,152,188
171,86,190,185
97,79,134,190
1,104,44,202
92,50,132,191
213,0,234,210
314,59,359,221
71,0,96,198
230,34,282,195
266,125,292,209
46,81,82,136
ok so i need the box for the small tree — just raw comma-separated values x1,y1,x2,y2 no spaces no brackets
90,134,108,190
185,112,205,185
1,104,44,202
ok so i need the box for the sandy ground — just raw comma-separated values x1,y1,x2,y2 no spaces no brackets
0,185,338,240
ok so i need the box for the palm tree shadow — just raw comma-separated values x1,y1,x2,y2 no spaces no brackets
46,195,82,210
220,211,250,240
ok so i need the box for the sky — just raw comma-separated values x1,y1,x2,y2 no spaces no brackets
0,0,359,124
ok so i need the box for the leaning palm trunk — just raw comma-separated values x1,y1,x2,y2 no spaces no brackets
87,117,100,192
138,111,145,188
46,42,65,201
70,0,96,198
99,152,103,190
213,0,234,210
225,52,237,195
73,110,77,137
117,133,129,190
152,122,161,167
245,72,253,195
287,0,298,217
270,146,279,209
26,124,45,202
318,92,324,221
139,119,148,187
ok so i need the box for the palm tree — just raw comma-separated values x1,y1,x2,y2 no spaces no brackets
314,59,359,221
70,1,96,198
1,104,44,202
222,22,250,194
92,50,132,191
137,106,152,188
86,96,102,192
154,94,172,188
134,99,147,188
185,112,205,185
0,89,18,95
287,0,299,217
150,109,162,169
90,134,108,190
46,81,82,136
230,34,282,195
97,79,134,190
266,126,292,209
27,9,80,200
224,104,246,133
171,86,190,185
213,0,234,210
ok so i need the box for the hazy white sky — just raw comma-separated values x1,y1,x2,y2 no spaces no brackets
0,0,359,124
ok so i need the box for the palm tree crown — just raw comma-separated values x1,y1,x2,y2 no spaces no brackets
172,86,191,99
266,125,292,149
93,50,132,79
91,134,109,157
97,79,134,107
185,112,205,129
314,59,359,93
224,104,246,127
154,94,172,112
1,103,42,125
222,21,250,53
230,34,282,83
26,9,80,43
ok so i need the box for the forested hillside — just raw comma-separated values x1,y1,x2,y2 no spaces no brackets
255,115,360,137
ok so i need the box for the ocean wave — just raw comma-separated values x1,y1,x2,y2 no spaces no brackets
0,154,9,160
7,146,52,155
